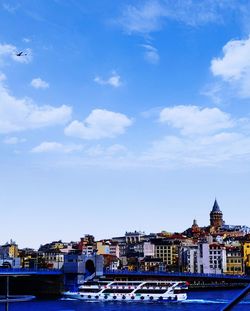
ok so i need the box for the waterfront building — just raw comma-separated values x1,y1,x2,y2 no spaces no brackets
78,235,96,255
243,239,250,274
0,240,20,268
218,225,250,238
60,244,76,253
0,240,18,258
179,244,198,273
117,242,126,257
44,249,64,269
39,240,66,252
109,242,119,258
125,231,145,244
209,242,227,274
96,240,110,255
140,256,164,272
143,241,155,257
102,254,120,270
225,246,244,275
18,248,45,269
111,236,126,244
50,241,65,249
152,239,180,272
127,256,139,270
197,239,226,274
126,241,144,258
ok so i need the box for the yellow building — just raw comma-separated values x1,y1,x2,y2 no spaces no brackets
51,242,64,250
243,241,250,272
97,241,110,255
0,243,19,258
225,246,244,275
10,244,18,257
153,240,179,270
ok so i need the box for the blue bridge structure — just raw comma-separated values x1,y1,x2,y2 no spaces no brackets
1,268,250,283
0,268,62,276
104,269,250,284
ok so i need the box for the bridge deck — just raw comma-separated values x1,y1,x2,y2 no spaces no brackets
104,270,250,282
0,268,62,276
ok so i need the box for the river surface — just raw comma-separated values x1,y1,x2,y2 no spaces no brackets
0,290,249,310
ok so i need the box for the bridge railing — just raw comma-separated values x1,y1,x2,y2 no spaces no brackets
104,269,250,280
0,268,62,275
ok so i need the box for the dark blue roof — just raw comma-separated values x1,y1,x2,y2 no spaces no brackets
211,199,221,212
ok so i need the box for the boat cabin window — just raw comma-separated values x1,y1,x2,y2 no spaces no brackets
111,282,141,286
102,289,134,294
134,289,167,294
79,288,101,293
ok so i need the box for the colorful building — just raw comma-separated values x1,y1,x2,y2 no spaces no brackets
225,246,244,275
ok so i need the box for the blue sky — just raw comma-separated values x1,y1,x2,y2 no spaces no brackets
1,0,250,248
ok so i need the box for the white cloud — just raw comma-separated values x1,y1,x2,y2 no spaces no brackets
106,144,127,155
210,36,250,98
65,109,133,140
3,136,26,144
23,38,31,43
201,82,224,105
31,141,83,154
86,144,127,157
0,43,32,64
94,72,122,88
31,78,49,89
141,44,159,64
0,77,72,134
211,37,250,80
119,1,165,34
142,131,250,168
0,72,6,81
139,105,250,167
118,0,228,35
159,105,234,136
2,3,19,13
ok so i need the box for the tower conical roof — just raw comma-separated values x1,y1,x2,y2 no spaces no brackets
211,199,221,213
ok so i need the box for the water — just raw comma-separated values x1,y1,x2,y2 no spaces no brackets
0,290,250,311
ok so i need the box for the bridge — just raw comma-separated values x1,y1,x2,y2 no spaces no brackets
0,268,62,276
0,268,63,301
104,269,250,283
2,268,249,283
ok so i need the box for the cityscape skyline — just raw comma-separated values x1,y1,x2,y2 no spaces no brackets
1,198,250,249
2,199,250,278
1,1,250,248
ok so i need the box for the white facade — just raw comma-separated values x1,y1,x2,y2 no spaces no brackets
209,244,227,274
44,252,64,269
109,243,119,258
143,241,155,257
197,242,210,273
125,231,145,244
180,245,198,273
82,245,95,256
197,242,226,274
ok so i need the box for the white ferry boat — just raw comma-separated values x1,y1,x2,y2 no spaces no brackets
64,280,188,302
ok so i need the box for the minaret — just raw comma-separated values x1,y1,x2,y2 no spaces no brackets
210,199,223,228
192,219,198,229
191,219,200,236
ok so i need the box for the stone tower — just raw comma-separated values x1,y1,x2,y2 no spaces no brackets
210,199,223,228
